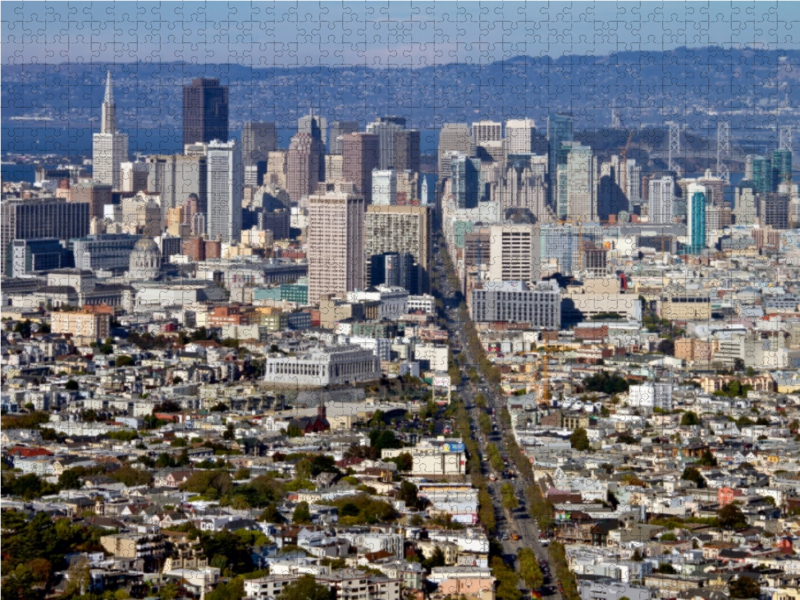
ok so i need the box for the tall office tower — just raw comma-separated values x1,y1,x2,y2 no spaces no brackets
773,149,793,186
369,252,415,290
183,78,229,147
560,142,596,222
687,183,707,254
267,151,288,188
70,180,113,220
287,133,322,206
366,116,407,170
438,124,474,175
451,154,483,209
330,121,360,155
744,154,756,180
206,140,243,243
472,121,503,145
145,149,208,217
648,175,675,224
396,170,422,205
752,155,774,194
477,141,506,164
325,155,344,184
92,72,129,190
298,112,327,180
547,113,574,205
488,223,542,283
242,122,277,167
393,129,421,171
596,155,629,221
364,204,433,294
734,181,757,226
505,118,536,155
499,156,548,217
625,159,643,204
307,182,366,304
372,170,397,206
342,133,380,204
1,198,90,275
120,161,149,193
759,193,791,229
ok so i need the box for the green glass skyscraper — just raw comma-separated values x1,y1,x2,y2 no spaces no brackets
687,183,707,255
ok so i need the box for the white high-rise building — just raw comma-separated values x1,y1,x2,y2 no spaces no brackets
504,118,536,155
372,170,397,206
648,175,675,224
206,140,243,243
472,121,502,146
488,223,541,283
562,142,596,222
92,71,129,190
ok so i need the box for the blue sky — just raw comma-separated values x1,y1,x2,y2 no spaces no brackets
3,1,800,66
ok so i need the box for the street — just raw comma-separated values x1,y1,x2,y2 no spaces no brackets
432,252,563,600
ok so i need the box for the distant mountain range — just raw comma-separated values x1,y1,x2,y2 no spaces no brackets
3,47,800,139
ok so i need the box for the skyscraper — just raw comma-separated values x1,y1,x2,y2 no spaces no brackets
298,112,327,180
773,149,793,187
648,175,675,224
752,155,773,194
287,133,322,206
438,124,474,175
307,182,366,304
183,78,229,147
343,133,380,205
687,183,707,254
561,142,595,222
488,223,541,283
393,129,421,172
242,122,277,167
367,116,408,171
505,118,536,155
450,154,482,209
364,204,433,293
547,113,574,205
206,140,243,243
372,170,397,206
472,121,502,145
499,156,548,217
92,71,129,190
330,121,360,155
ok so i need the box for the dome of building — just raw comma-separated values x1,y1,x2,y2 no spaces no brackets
128,237,161,280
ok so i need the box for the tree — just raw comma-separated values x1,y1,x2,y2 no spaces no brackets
398,480,421,510
518,548,544,590
695,450,718,467
680,411,700,426
115,355,135,367
717,503,748,529
286,423,303,438
223,422,236,440
728,576,761,599
277,574,335,600
58,469,83,490
570,427,591,451
293,501,312,524
259,504,284,524
388,452,413,472
207,576,245,600
681,466,706,488
656,563,676,574
64,379,79,391
658,339,675,355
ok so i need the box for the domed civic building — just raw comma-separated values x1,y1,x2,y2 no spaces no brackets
128,237,161,280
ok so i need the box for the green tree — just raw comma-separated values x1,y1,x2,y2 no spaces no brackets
695,450,718,467
728,576,761,599
681,466,706,488
398,480,421,510
58,469,83,490
115,355,135,367
223,422,236,440
293,501,312,524
277,574,335,600
286,423,303,437
206,576,245,600
259,504,284,524
570,427,591,451
518,548,544,590
680,411,700,426
717,503,748,529
64,379,79,391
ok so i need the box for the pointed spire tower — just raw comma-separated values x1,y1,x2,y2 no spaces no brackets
101,71,116,134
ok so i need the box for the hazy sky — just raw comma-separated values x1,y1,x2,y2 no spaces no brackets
3,1,800,66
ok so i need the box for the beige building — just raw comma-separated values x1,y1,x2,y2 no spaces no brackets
661,294,712,321
307,183,366,304
675,338,716,362
100,532,167,560
51,311,110,342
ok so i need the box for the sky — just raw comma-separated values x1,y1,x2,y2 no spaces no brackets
3,1,800,67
